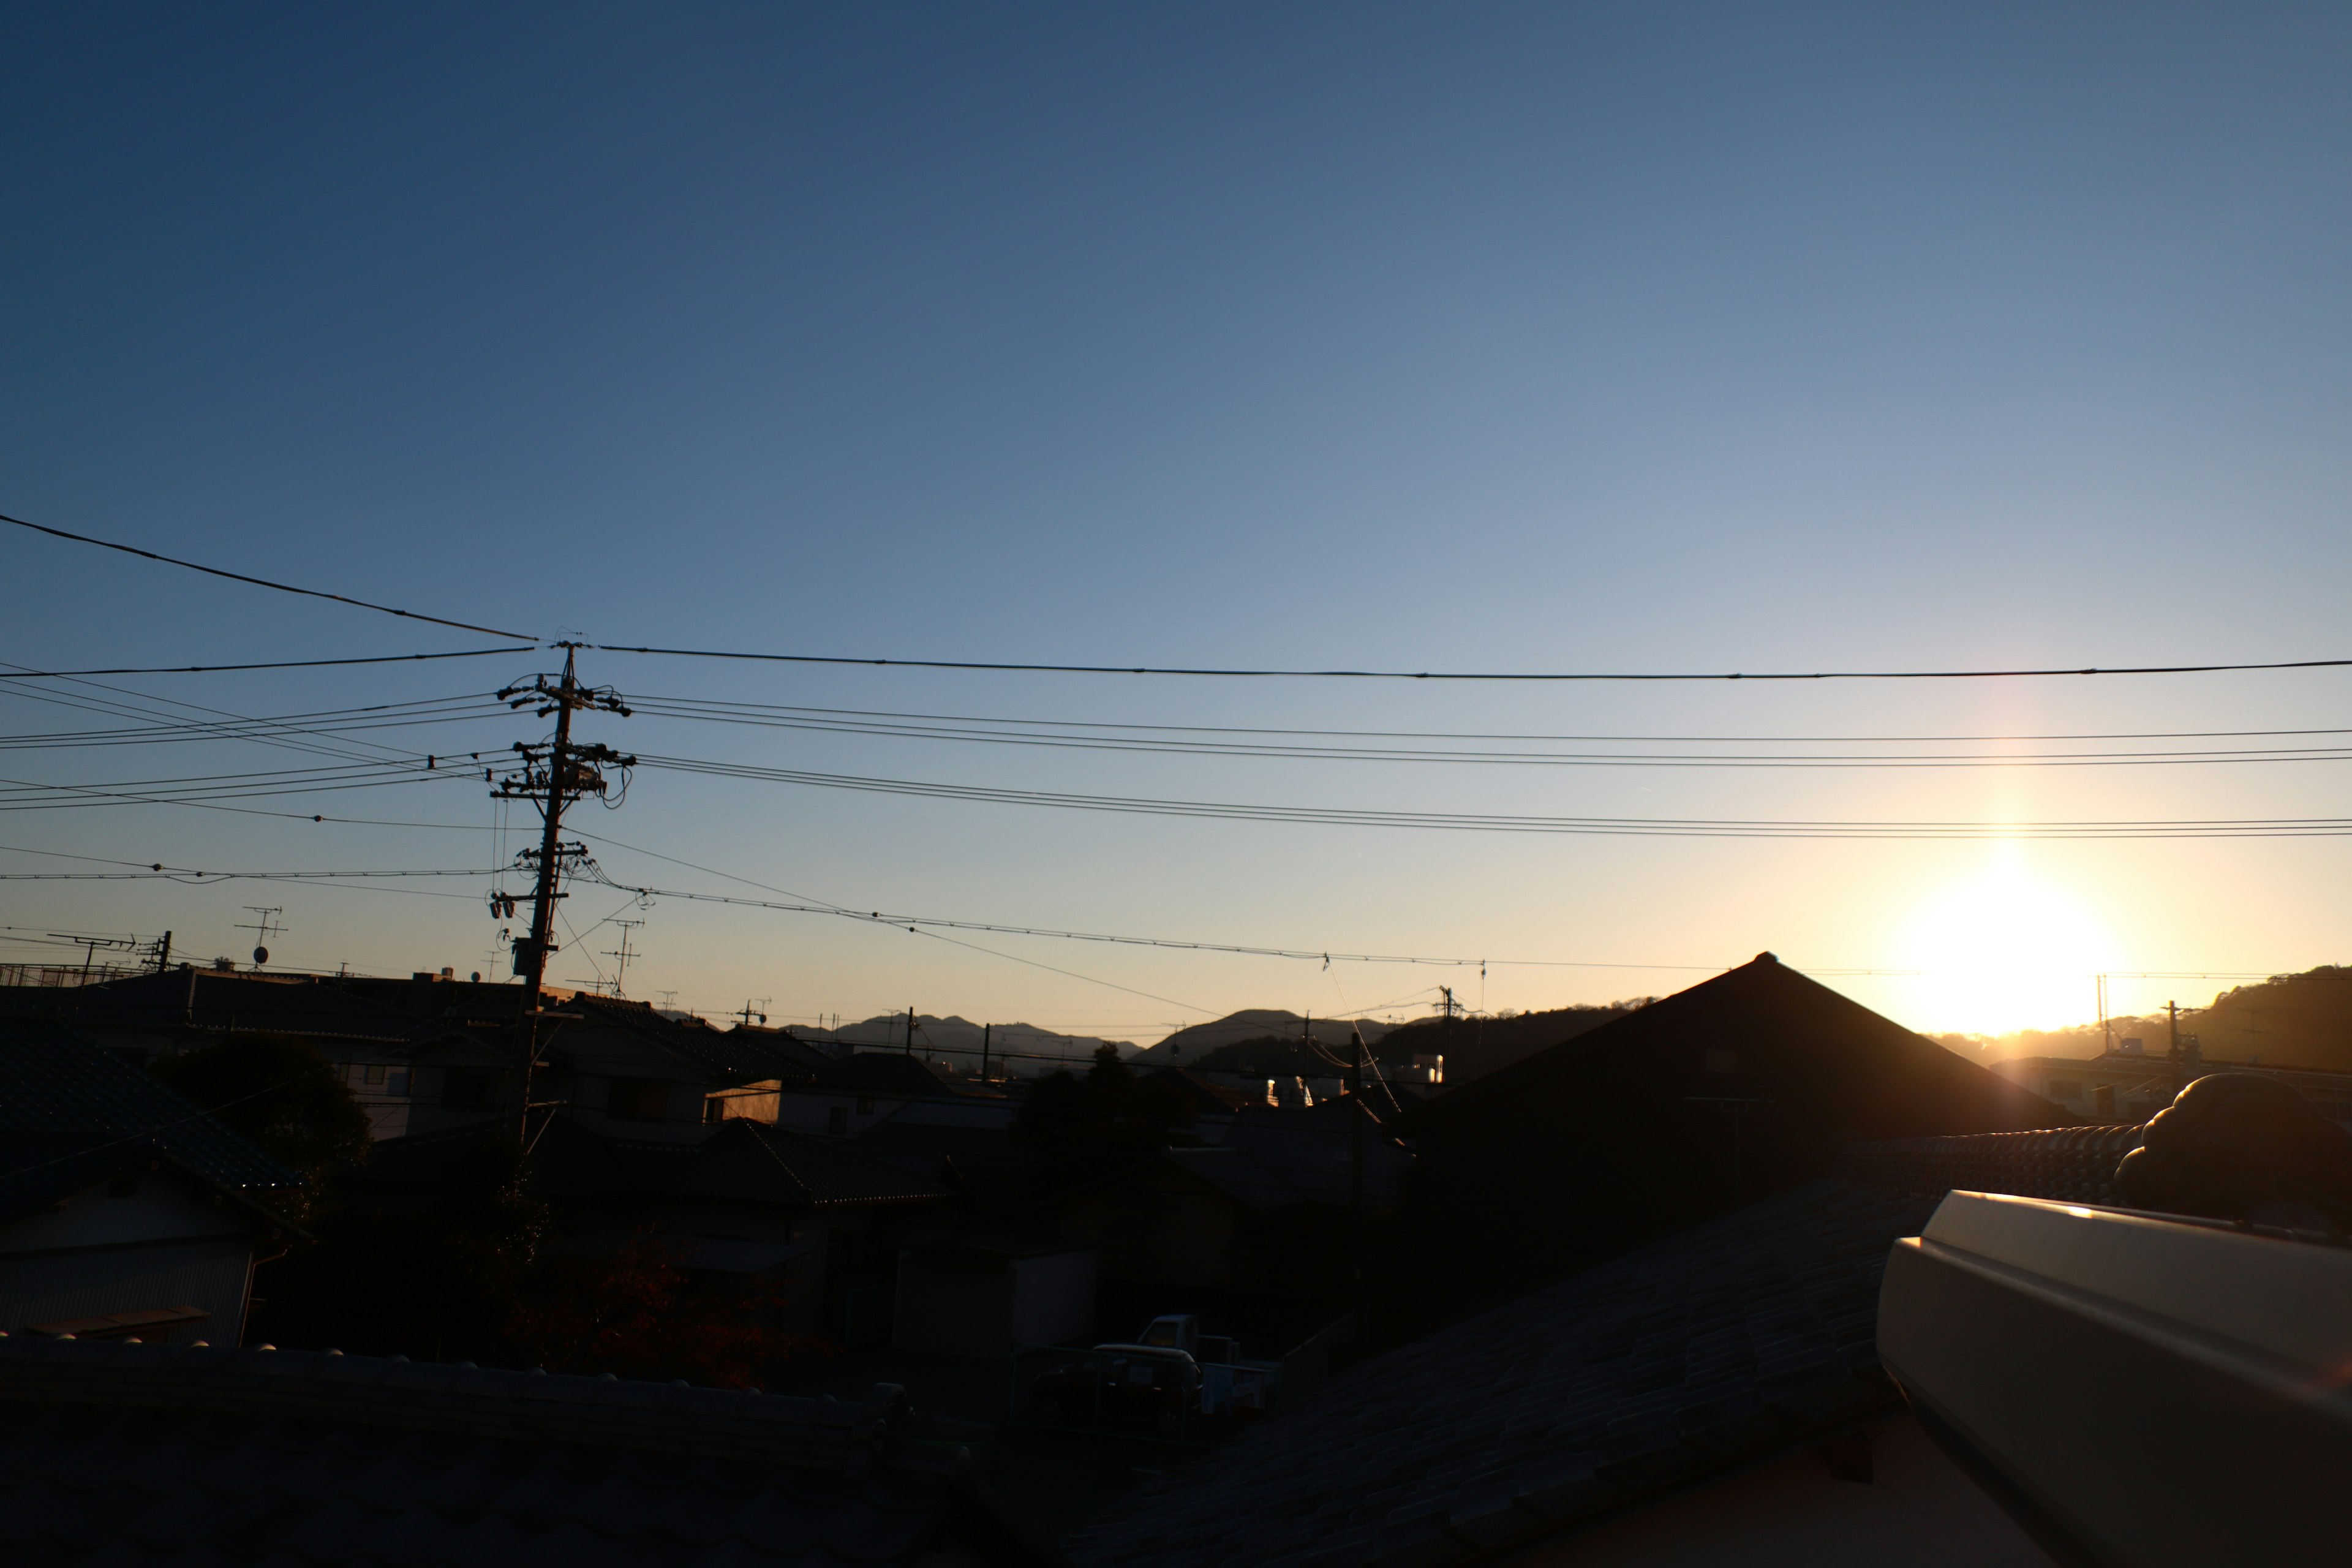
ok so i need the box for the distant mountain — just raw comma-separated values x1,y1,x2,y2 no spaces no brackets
1940,964,2352,1074
796,1012,1126,1075
1133,1011,1394,1068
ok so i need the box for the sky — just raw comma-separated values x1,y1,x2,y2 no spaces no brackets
3,3,2349,1043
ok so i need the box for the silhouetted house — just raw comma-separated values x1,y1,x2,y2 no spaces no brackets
401,993,826,1144
1065,1177,2050,1568
0,968,451,1137
353,1116,947,1337
1400,954,2071,1319
0,1020,303,1346
0,1338,1047,1566
779,1053,1003,1140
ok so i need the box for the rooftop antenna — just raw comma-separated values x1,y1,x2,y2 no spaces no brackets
736,997,771,1027
600,918,644,997
52,932,135,986
235,907,284,967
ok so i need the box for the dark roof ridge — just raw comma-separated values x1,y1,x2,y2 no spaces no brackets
1401,954,1995,1131
0,1337,946,1480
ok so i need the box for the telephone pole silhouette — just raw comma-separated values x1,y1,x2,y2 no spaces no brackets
491,644,633,1136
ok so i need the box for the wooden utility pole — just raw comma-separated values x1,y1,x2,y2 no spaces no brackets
492,644,633,1140
981,1022,992,1083
903,1005,916,1057
1350,1026,1366,1337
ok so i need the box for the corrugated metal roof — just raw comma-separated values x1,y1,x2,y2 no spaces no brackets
1066,1178,1937,1568
0,1338,1029,1566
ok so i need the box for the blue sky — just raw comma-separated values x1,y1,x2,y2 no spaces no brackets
4,4,2349,1039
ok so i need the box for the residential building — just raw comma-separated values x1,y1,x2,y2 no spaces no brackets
778,1052,1002,1140
0,1020,303,1347
0,1338,1049,1566
1399,952,2072,1320
352,1114,947,1338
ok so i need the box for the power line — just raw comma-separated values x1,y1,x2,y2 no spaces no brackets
2,510,538,641
628,753,2352,839
622,695,2352,770
625,693,2352,747
5,648,534,677
597,642,2352,682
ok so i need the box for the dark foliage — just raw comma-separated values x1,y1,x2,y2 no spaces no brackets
1186,1036,1335,1079
149,1032,372,1221
251,1133,545,1362
1011,1045,1196,1190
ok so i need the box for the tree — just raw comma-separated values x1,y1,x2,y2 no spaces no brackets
151,1033,372,1221
1010,1044,1194,1189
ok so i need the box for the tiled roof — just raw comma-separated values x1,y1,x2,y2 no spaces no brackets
1838,1124,2146,1204
0,1337,1034,1566
1065,1178,1936,1568
0,1019,303,1223
1403,953,2068,1137
552,997,825,1085
0,970,428,1045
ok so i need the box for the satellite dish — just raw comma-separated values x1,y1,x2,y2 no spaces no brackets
252,946,269,965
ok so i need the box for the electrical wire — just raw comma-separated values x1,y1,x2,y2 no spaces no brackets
2,510,538,641
597,642,2352,682
627,753,2352,839
622,694,2352,770
6,648,537,677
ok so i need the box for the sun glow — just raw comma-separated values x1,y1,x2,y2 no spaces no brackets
1902,858,2116,1036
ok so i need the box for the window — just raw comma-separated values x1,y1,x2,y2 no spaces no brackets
607,1077,671,1123
363,1063,387,1087
2048,1080,2082,1101
704,1096,726,1125
855,1094,875,1116
827,1105,849,1136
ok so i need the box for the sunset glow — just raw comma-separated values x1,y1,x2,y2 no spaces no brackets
1902,857,2117,1036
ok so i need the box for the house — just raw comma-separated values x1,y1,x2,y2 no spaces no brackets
0,1020,303,1347
1992,1047,2352,1129
1399,952,2072,1319
351,1115,949,1338
0,1338,1049,1566
779,1052,1000,1140
1063,1174,2051,1568
0,968,448,1139
401,992,826,1143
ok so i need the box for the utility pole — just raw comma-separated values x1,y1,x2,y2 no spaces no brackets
1439,986,1457,1068
981,1022,992,1083
148,931,173,974
1350,1026,1366,1339
903,1005,916,1057
2098,974,2111,1054
735,999,769,1028
492,644,633,1139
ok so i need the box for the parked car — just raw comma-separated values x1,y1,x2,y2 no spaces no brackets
1030,1343,1200,1436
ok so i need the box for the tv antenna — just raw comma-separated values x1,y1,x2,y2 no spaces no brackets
736,997,772,1028
236,907,285,967
600,918,644,997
